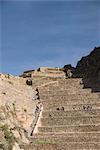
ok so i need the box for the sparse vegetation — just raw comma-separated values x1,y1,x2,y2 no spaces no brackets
0,143,5,149
0,47,100,149
0,124,15,150
0,124,14,142
32,140,57,145
8,81,13,85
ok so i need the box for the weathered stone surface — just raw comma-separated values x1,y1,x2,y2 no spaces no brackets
0,46,100,149
75,47,100,92
0,74,39,149
20,67,65,78
76,47,100,78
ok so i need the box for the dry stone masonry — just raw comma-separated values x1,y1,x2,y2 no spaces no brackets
21,76,100,150
0,47,100,150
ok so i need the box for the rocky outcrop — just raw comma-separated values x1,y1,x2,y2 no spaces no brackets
0,46,100,149
75,47,100,92
63,64,75,71
63,64,75,78
20,70,35,78
0,74,39,149
20,67,65,78
76,47,100,78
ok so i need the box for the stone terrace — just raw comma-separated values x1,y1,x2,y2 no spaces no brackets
21,77,100,150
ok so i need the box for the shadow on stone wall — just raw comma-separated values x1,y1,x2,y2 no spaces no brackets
75,47,100,93
81,77,100,93
72,72,100,93
64,47,100,93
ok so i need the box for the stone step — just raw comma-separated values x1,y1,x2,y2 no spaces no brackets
32,134,100,143
39,78,82,85
40,93,99,101
32,132,100,138
40,89,92,96
40,85,84,92
42,102,100,110
41,116,100,126
55,84,83,89
38,124,100,133
39,84,89,91
20,143,57,150
20,142,100,150
41,96,100,102
58,78,82,84
44,79,82,85
39,83,83,89
42,109,100,118
41,92,98,97
40,87,84,93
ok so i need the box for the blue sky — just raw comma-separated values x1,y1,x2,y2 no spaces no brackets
0,0,100,75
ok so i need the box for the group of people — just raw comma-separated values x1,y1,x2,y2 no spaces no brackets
83,105,92,111
34,88,43,117
56,106,65,111
35,88,40,100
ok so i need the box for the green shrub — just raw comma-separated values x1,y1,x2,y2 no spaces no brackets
0,124,14,142
32,140,56,145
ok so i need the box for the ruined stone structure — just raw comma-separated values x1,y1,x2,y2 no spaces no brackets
20,47,100,149
20,76,100,150
1,47,100,150
21,67,65,78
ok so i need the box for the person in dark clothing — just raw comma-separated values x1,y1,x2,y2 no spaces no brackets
56,108,60,111
61,107,64,111
26,78,32,86
35,88,40,100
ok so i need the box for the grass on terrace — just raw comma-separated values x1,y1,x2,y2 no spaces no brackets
32,140,57,145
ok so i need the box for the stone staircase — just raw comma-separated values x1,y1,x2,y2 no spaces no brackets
20,78,100,150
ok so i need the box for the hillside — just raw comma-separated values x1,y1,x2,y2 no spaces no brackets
75,47,100,92
76,47,100,78
0,74,39,150
0,47,100,150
